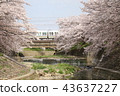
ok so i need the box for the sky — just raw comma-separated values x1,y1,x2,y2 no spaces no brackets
25,0,86,30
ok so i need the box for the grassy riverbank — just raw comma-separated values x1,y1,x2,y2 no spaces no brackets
0,53,3,56
34,55,74,59
22,63,80,80
0,56,30,80
32,63,80,75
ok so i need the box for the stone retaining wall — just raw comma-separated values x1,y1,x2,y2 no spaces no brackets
23,51,55,57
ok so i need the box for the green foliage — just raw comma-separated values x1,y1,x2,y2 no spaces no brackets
48,68,56,73
45,48,54,51
0,53,3,56
31,63,80,74
0,65,3,70
104,41,108,44
35,55,72,58
24,48,43,51
80,43,91,48
0,58,7,61
58,70,64,74
71,42,91,50
44,70,49,73
32,63,46,70
56,63,79,74
65,67,75,74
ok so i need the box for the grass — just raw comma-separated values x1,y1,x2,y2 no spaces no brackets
0,53,3,56
0,64,11,70
31,63,80,74
45,48,54,51
32,63,46,70
48,68,57,73
0,65,3,70
35,55,73,59
44,70,49,73
0,58,7,61
24,48,44,51
55,63,79,74
58,70,64,74
17,70,27,77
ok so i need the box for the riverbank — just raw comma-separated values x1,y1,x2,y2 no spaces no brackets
0,55,30,80
21,62,81,80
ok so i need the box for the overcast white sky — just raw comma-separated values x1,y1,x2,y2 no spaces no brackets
25,0,86,30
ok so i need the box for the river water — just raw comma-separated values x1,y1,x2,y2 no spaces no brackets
23,58,87,67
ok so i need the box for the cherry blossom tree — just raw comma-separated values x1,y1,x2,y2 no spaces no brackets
56,0,120,62
0,0,33,55
81,0,120,56
56,15,87,53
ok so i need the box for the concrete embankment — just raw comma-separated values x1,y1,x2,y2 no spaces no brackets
23,50,55,57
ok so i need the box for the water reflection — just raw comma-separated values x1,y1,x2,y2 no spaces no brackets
23,58,87,67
